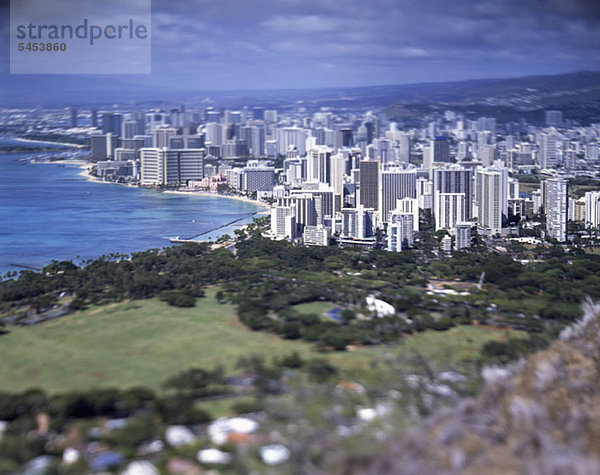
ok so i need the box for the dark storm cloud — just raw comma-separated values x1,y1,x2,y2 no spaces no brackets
1,0,599,89
145,0,600,88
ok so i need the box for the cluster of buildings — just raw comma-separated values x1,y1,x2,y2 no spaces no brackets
83,106,600,251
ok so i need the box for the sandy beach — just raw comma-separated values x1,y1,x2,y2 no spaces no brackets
163,189,271,210
39,158,272,212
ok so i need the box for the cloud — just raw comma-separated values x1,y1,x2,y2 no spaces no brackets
2,0,600,90
262,14,340,33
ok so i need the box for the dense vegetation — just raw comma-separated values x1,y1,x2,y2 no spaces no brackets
2,226,599,352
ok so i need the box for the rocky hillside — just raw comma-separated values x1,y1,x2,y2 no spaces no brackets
356,300,600,474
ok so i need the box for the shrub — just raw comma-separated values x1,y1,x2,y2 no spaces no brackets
159,290,196,307
306,359,338,382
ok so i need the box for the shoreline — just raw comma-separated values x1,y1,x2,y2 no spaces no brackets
14,137,87,149
163,189,271,210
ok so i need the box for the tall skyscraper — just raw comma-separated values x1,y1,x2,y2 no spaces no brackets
205,123,224,146
434,193,466,231
539,133,558,169
545,178,568,241
153,127,178,149
307,147,332,184
431,137,451,163
379,169,417,223
102,112,123,136
241,126,266,157
359,160,379,210
475,167,508,236
330,153,346,212
432,167,473,219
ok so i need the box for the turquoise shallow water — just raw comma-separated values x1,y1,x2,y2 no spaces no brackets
0,138,262,275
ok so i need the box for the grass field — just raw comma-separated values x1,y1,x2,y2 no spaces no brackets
0,289,525,394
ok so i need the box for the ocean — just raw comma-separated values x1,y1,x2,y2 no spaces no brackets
0,138,263,276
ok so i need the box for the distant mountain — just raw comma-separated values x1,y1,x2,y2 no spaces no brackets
382,71,600,125
2,71,600,124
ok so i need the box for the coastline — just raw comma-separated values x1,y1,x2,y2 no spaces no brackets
76,164,270,210
163,189,271,210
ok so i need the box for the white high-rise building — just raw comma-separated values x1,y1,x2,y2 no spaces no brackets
454,222,472,250
330,153,346,212
277,127,308,156
475,167,508,236
277,194,317,233
584,191,600,229
341,206,377,239
434,193,466,231
307,146,332,184
387,213,414,252
394,197,419,231
417,177,433,210
379,169,417,223
153,127,178,148
205,123,224,146
140,148,204,186
271,206,294,240
545,178,568,241
539,132,558,169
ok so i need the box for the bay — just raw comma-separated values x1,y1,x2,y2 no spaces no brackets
0,138,263,275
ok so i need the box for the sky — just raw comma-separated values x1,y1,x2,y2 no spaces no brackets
1,0,600,92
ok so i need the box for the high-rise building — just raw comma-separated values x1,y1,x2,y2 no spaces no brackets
102,112,123,136
241,126,266,157
387,212,414,252
545,178,568,241
330,153,345,212
432,167,473,219
140,148,204,186
153,127,178,149
307,147,332,184
398,133,411,165
379,169,417,223
454,222,472,250
359,160,379,210
340,128,354,147
341,206,377,239
394,197,419,231
242,166,275,193
431,137,451,163
291,184,334,225
539,133,558,169
205,123,224,146
584,191,600,229
276,127,308,156
271,206,295,240
90,134,119,160
434,193,466,231
475,167,508,236
277,194,317,233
